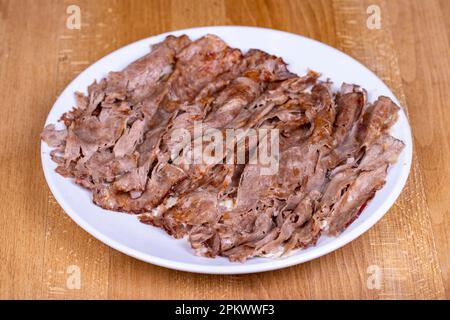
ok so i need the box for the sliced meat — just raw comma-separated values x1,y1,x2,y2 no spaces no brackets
324,165,388,235
113,119,146,158
359,96,400,146
41,34,405,262
41,124,67,148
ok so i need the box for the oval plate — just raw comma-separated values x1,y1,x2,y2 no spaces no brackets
41,26,412,274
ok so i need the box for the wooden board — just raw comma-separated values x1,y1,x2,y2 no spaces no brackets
0,0,448,299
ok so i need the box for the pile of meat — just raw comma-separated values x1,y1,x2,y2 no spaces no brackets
41,34,404,262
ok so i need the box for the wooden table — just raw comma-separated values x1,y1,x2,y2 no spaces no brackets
0,0,448,300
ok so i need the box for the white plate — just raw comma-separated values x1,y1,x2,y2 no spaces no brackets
41,26,412,274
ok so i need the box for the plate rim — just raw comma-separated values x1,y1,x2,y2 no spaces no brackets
41,25,413,275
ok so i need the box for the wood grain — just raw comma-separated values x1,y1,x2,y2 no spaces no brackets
0,0,448,299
